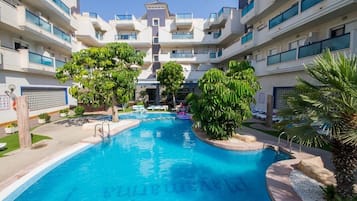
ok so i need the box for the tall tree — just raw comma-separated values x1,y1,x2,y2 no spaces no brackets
156,61,185,107
187,60,260,140
279,50,357,198
56,43,144,122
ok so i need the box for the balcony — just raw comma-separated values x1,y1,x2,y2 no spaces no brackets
175,13,193,29
114,14,135,30
269,3,298,29
52,0,70,15
267,49,297,65
29,52,53,67
241,0,254,17
0,0,18,28
22,9,72,48
241,31,253,44
115,34,137,40
170,53,194,58
209,52,217,59
55,59,66,68
213,31,222,39
301,0,324,12
172,32,193,40
298,33,350,58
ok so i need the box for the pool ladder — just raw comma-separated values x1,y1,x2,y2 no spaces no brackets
277,132,302,153
94,121,110,138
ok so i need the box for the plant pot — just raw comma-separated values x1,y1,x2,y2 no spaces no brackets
60,113,67,117
38,118,46,124
4,127,18,134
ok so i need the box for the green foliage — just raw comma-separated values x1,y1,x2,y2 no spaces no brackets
157,61,185,106
279,50,357,197
56,42,144,121
187,60,260,140
59,108,69,114
38,113,50,122
6,122,17,128
321,185,357,201
74,106,85,116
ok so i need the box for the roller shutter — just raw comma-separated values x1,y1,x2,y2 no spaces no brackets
273,87,294,109
22,88,67,111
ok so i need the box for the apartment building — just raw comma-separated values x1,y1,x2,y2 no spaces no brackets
1,0,356,124
76,1,245,105
0,0,79,123
234,0,357,112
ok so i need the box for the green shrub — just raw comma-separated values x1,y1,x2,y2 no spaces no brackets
59,108,69,114
38,113,51,122
6,122,17,128
74,106,85,116
321,185,357,201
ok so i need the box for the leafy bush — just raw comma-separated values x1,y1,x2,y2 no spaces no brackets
74,106,85,116
38,113,51,122
6,122,17,128
59,108,69,114
321,185,357,201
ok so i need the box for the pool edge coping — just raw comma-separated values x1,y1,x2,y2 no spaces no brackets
0,119,141,201
192,127,305,201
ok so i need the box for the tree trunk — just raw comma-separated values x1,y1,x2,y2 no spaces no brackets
331,138,357,198
172,93,176,107
111,96,119,122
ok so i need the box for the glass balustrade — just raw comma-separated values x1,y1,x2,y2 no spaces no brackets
52,0,70,15
209,52,217,58
26,10,51,33
269,3,298,29
301,0,323,12
213,31,221,39
242,0,254,17
53,26,71,43
172,33,193,39
267,49,297,65
55,60,65,68
29,52,54,67
176,13,193,19
89,12,98,18
241,32,253,44
298,33,350,58
171,53,193,58
115,14,133,20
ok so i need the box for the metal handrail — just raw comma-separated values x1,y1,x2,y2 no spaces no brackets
277,132,289,146
94,121,110,138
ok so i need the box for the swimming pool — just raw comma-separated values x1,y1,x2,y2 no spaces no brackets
14,114,288,201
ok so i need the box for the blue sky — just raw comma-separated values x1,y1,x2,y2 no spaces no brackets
80,0,238,21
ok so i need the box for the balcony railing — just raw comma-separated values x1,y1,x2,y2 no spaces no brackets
217,49,223,57
208,13,217,22
213,31,221,39
172,32,193,39
26,10,51,33
176,13,193,19
218,7,232,18
241,31,253,44
171,53,193,58
298,33,350,58
89,12,98,18
269,3,298,29
115,34,137,40
25,10,71,43
53,26,71,43
301,0,323,12
55,60,65,68
209,52,217,58
115,14,133,20
29,52,53,67
242,0,254,17
52,0,70,15
267,49,297,65
95,32,103,40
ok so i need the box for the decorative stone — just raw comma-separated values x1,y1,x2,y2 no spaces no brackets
233,133,257,142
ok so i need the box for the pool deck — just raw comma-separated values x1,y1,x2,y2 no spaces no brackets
0,117,332,201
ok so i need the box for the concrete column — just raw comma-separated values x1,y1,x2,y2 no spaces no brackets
350,29,357,55
266,94,273,128
16,96,31,149
155,84,160,105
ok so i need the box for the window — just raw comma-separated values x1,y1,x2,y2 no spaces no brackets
152,18,159,26
153,37,159,44
330,25,345,38
153,55,159,62
268,48,278,56
273,87,294,109
288,38,306,49
255,53,264,61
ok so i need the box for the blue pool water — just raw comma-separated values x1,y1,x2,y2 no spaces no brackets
15,114,288,201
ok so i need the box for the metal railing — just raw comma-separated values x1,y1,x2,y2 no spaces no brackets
94,121,110,138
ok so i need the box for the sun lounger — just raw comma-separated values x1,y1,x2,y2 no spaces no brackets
147,105,168,111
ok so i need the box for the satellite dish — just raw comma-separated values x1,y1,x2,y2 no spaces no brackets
8,84,16,92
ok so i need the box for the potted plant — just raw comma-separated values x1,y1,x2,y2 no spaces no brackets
59,108,69,117
4,122,18,134
38,113,51,124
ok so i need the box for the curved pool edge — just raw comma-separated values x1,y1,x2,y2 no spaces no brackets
0,119,141,201
192,127,307,201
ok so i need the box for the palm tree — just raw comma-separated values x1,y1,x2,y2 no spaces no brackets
279,50,357,198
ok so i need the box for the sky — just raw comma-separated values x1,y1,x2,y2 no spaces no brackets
80,0,239,21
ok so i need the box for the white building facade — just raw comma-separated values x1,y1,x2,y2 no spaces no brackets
0,0,356,124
